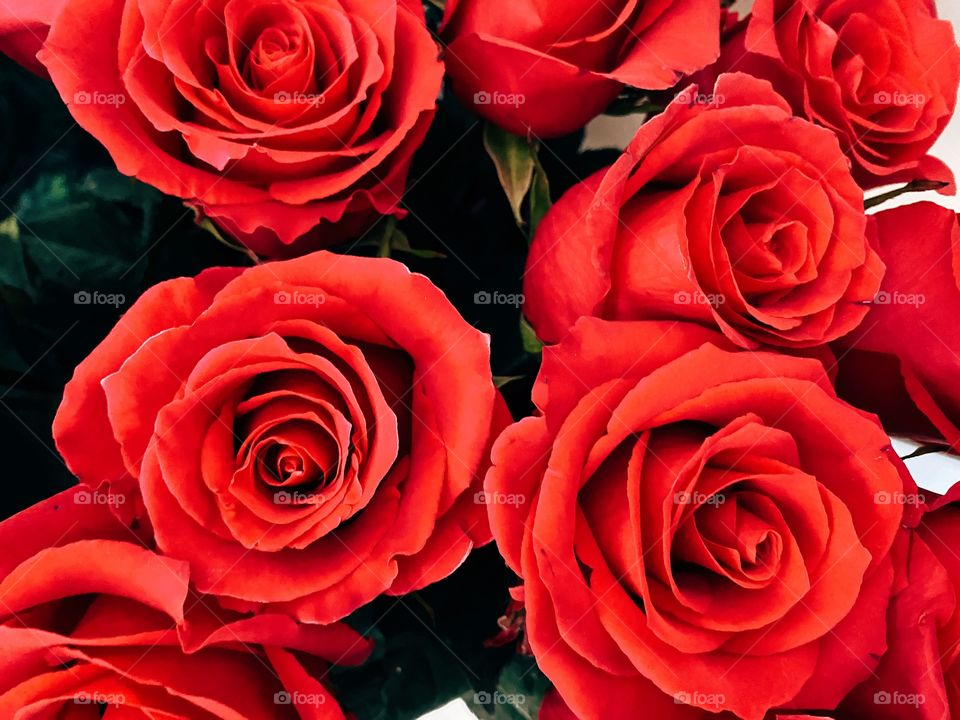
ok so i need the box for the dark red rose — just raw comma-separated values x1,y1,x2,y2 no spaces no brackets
0,0,443,256
53,252,510,623
524,73,882,349
699,0,960,188
441,0,720,137
486,318,910,720
0,486,372,718
834,202,960,450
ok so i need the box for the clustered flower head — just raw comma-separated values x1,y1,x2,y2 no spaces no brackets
0,1,958,718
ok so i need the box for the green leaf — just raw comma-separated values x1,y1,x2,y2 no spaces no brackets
527,152,551,242
0,215,30,295
192,206,261,264
330,629,474,720
0,214,18,241
493,375,524,389
360,217,446,260
520,316,543,355
391,231,447,260
865,179,951,210
0,170,166,300
81,168,161,207
483,124,536,228
467,655,551,720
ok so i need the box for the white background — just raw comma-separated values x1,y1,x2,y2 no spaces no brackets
424,3,960,718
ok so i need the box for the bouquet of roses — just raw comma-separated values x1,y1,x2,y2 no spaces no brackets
0,0,959,718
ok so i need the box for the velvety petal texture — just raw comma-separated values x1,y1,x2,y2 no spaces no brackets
834,202,960,450
0,0,444,255
524,73,882,349
53,251,509,623
539,689,577,720
0,486,372,719
699,0,960,187
487,318,909,720
0,0,66,74
836,523,956,720
441,0,721,136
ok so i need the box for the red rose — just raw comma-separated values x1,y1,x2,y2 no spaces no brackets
486,318,909,720
702,0,960,188
0,0,64,75
910,502,960,714
540,689,577,720
524,74,882,348
833,518,957,720
0,486,372,718
834,202,960,450
1,0,443,256
543,689,860,720
440,0,720,137
53,252,510,623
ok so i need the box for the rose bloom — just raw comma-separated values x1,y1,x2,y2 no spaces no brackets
700,0,960,187
0,0,59,75
904,500,960,714
486,318,910,720
540,688,883,719
53,252,510,623
0,0,443,256
440,0,720,137
539,689,577,720
524,74,882,349
539,689,861,720
0,485,372,718
834,202,960,451
832,508,959,720
537,531,952,720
